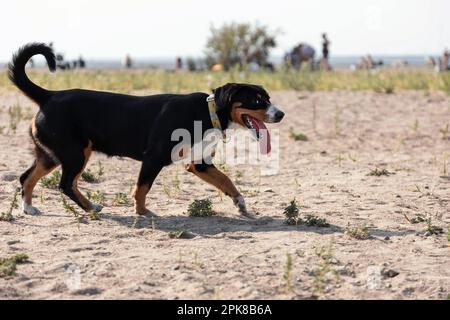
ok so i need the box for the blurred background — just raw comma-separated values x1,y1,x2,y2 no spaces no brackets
1,0,449,70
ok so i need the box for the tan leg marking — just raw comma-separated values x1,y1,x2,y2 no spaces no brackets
22,118,58,213
186,163,250,215
133,183,151,215
186,163,240,198
22,159,56,205
72,142,95,211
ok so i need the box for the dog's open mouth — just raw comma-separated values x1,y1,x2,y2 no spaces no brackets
242,115,271,154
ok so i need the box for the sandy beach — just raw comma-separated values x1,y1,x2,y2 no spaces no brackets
0,89,449,299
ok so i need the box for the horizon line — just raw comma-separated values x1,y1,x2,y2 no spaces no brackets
0,52,442,64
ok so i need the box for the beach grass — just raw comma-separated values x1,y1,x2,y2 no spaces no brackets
0,68,449,94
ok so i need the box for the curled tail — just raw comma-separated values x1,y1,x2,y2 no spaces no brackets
8,43,56,105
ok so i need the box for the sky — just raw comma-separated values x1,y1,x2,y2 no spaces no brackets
1,0,448,61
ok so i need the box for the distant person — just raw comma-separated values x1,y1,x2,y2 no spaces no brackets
124,54,133,69
175,57,183,70
263,62,275,72
366,55,374,69
186,58,197,72
358,55,383,70
78,56,86,69
321,33,330,71
426,56,436,68
56,52,71,70
358,55,373,70
28,58,35,68
441,48,449,71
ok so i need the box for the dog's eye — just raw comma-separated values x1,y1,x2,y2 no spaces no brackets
255,99,261,105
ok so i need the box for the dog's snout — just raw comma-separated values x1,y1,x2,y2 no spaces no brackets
265,104,285,123
275,110,284,121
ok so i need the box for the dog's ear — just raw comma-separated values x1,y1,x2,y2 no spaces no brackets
213,83,239,111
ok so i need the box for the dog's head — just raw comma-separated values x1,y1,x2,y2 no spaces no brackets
213,83,284,154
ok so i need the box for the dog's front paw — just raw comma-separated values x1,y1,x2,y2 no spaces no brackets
22,202,42,215
91,203,103,213
233,195,248,213
232,195,257,219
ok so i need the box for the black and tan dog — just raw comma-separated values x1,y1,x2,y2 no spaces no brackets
8,43,284,217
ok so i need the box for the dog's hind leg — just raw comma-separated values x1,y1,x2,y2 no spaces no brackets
186,163,249,216
20,147,58,215
58,142,102,213
133,160,163,215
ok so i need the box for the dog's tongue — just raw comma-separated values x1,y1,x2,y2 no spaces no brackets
248,116,271,154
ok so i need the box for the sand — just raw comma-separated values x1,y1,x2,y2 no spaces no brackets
0,89,449,299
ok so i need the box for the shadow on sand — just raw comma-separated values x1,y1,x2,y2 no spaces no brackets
101,211,417,239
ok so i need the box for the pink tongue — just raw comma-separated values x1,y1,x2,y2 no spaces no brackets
248,116,271,154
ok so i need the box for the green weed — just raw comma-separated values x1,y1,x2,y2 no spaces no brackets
187,199,214,217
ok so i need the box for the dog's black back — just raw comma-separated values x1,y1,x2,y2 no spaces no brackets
37,89,209,162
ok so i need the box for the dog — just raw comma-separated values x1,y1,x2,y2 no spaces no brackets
8,43,284,217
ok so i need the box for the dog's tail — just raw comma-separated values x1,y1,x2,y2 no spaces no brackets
8,43,56,105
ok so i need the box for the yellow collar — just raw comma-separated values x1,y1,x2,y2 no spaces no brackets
207,94,226,139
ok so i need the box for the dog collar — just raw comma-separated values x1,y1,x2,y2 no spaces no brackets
207,94,226,140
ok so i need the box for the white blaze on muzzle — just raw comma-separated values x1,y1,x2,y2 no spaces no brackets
265,104,283,123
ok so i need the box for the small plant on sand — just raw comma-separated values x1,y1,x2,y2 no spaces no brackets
403,213,427,224
187,199,214,217
235,170,243,183
40,170,61,189
0,253,29,278
0,189,19,222
367,168,391,176
7,103,23,134
294,178,301,191
345,223,371,240
86,190,106,205
335,153,344,167
440,124,449,140
81,169,97,183
312,99,317,133
348,152,358,162
81,161,104,183
60,192,81,227
88,210,101,221
284,199,299,225
412,118,420,136
384,86,394,94
217,162,228,174
425,218,443,236
300,214,330,227
288,127,308,141
168,230,195,239
192,251,205,269
172,169,181,192
96,161,104,178
162,179,172,198
312,241,340,294
131,216,140,228
112,192,131,206
214,287,222,300
334,104,341,137
283,253,294,292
